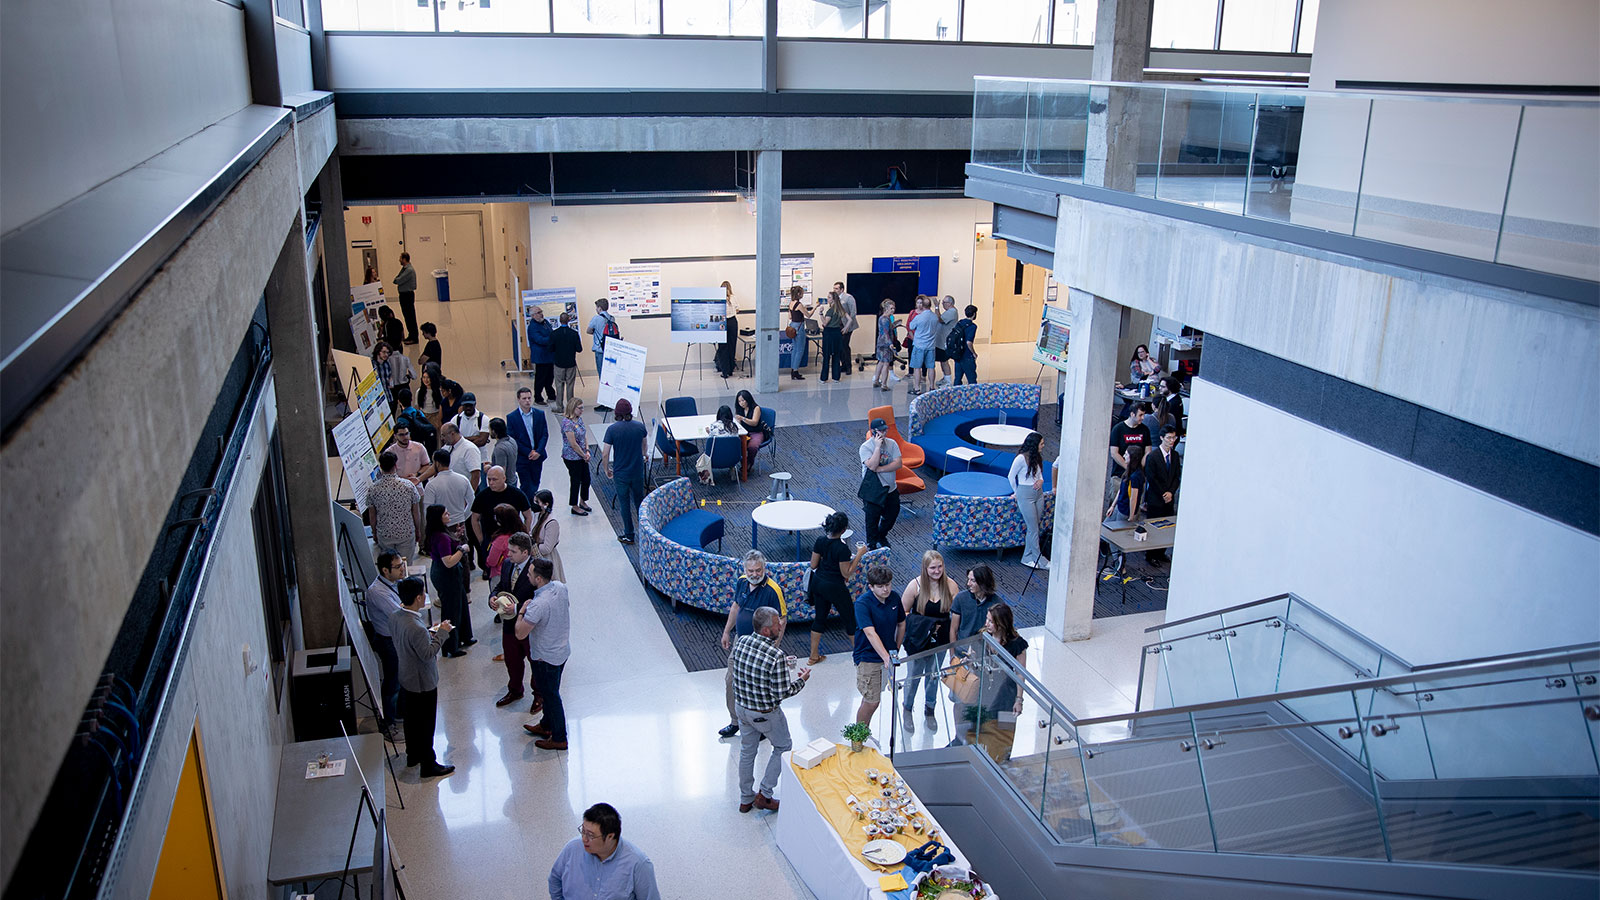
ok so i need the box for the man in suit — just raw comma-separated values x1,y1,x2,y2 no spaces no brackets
1142,426,1182,564
506,386,549,495
391,578,455,777
494,532,541,711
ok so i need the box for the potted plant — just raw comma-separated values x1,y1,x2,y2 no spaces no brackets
841,721,872,753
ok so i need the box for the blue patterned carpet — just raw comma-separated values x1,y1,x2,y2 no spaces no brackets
591,407,1169,672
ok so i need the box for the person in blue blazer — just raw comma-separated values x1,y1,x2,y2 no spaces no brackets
506,386,549,498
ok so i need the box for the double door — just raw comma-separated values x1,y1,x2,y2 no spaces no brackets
990,239,1049,344
401,212,486,301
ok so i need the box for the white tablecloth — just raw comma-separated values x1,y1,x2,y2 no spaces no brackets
774,750,986,900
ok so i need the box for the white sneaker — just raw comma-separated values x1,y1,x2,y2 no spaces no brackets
937,376,952,387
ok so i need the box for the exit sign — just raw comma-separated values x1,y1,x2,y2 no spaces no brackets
398,204,417,214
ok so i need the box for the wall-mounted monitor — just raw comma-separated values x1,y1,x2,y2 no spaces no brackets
846,272,920,315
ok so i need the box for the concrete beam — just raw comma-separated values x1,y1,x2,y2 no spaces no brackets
338,116,973,156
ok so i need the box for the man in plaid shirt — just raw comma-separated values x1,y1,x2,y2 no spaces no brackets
730,606,811,813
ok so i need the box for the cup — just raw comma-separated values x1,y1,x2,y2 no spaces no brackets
864,824,881,837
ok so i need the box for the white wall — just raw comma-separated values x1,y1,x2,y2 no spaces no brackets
276,22,314,96
520,196,990,372
1166,380,1600,666
344,202,505,306
0,0,253,233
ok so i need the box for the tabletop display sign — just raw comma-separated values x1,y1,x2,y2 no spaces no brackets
1033,303,1071,373
669,286,730,343
606,262,663,315
332,412,381,511
597,338,647,411
354,369,394,450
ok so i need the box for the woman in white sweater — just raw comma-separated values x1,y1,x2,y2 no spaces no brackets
1008,432,1050,570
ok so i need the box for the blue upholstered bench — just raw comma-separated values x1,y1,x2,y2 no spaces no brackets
658,509,724,550
909,384,1044,475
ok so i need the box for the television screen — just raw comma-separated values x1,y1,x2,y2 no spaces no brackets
846,272,920,315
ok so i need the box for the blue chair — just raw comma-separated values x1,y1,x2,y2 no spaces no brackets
653,418,696,481
663,396,698,418
750,406,778,474
706,433,744,484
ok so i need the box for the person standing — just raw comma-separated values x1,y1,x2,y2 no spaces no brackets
548,803,662,900
424,504,474,658
366,553,409,741
493,533,538,709
378,305,405,351
858,417,902,550
391,394,437,458
586,298,616,409
1142,426,1182,563
391,577,454,776
951,305,980,386
599,398,649,545
785,294,808,381
900,550,959,731
392,252,419,344
818,288,847,383
1010,432,1050,570
527,305,556,406
370,342,397,409
487,418,522,495
417,364,446,434
417,322,442,371
518,557,571,751
835,281,858,375
853,565,904,725
806,512,865,665
470,465,533,580
730,606,810,813
506,386,548,496
1109,404,1152,488
530,489,566,583
934,296,959,387
551,311,582,412
717,551,786,739
714,281,738,378
906,295,939,395
948,564,1002,738
559,397,593,516
873,300,898,391
449,392,492,474
423,448,476,538
366,451,422,562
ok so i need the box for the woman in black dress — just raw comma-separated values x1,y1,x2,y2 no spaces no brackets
806,512,867,665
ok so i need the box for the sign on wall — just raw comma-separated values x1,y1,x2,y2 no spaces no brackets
872,255,940,298
606,262,663,315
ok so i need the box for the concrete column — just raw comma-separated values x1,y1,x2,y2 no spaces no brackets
761,0,778,93
1045,289,1120,641
754,150,782,393
265,212,343,649
1083,0,1153,192
319,156,356,353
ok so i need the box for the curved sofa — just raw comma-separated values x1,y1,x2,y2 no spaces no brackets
932,490,1057,551
638,477,891,623
908,383,1043,477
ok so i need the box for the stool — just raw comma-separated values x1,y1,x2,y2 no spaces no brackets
767,471,793,501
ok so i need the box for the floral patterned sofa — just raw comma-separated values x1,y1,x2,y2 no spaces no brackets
638,477,890,623
908,383,1043,477
932,490,1057,552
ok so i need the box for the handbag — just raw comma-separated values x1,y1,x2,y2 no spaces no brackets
904,596,948,654
857,466,890,505
941,658,980,704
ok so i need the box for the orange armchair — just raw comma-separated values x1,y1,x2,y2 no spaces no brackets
866,405,926,470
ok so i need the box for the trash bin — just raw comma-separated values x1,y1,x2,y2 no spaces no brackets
433,268,451,303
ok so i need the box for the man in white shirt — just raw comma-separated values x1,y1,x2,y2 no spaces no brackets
450,391,492,469
423,448,475,532
439,423,482,489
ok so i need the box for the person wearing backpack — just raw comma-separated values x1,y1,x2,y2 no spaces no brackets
947,305,980,385
585,298,619,411
934,296,959,387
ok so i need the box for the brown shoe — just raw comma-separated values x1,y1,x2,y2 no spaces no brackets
808,653,826,665
534,738,568,751
495,691,524,708
753,793,780,812
492,653,505,662
523,722,551,738
738,800,755,813
529,698,543,715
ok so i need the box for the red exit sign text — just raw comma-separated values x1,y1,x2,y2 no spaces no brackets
398,204,418,214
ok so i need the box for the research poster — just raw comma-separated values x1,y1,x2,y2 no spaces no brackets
332,412,381,511
522,287,579,352
669,286,729,343
354,369,394,450
606,263,663,315
780,255,814,306
597,338,647,411
349,312,377,354
1033,302,1072,373
351,281,383,310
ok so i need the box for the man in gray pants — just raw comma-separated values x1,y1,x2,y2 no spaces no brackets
393,252,419,344
728,607,810,813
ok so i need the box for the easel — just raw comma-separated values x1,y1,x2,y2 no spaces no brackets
678,341,729,390
332,365,365,504
335,724,407,900
335,525,407,808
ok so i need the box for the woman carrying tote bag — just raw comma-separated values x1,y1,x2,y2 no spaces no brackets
899,550,960,732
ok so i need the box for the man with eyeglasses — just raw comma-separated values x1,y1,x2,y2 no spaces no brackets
548,802,660,900
366,552,410,742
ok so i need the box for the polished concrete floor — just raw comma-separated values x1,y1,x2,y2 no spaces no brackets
358,297,1158,897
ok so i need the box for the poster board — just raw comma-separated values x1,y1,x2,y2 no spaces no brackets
354,370,395,450
779,255,814,307
522,287,579,353
669,286,729,343
349,312,378,354
351,281,383,309
606,263,663,315
1033,302,1072,374
331,349,375,385
597,338,647,411
332,412,382,511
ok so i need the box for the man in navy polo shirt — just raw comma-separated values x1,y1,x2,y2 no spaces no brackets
853,565,905,725
717,550,785,739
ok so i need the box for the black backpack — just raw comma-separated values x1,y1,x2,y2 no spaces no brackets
397,407,437,452
944,318,971,360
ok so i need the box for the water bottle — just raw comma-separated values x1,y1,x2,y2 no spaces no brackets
998,410,1007,426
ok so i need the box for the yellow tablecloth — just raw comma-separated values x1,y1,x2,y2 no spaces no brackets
789,745,931,870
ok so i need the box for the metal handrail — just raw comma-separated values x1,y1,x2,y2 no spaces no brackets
1143,593,1291,634
974,75,1600,108
1142,592,1413,670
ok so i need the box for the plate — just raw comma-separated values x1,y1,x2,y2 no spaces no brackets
861,838,907,866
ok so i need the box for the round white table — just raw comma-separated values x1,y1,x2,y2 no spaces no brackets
969,423,1034,448
751,499,834,560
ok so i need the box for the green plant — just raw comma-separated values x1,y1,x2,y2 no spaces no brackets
841,721,872,743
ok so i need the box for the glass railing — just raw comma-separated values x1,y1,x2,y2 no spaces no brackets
972,77,1600,281
889,635,1600,870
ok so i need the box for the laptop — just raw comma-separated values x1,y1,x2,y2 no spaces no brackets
1102,517,1140,531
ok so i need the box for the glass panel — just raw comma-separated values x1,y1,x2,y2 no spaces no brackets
276,0,305,27
972,80,1030,170
1244,93,1304,223
1284,94,1369,234
1278,629,1371,756
665,0,765,35
867,0,959,40
322,0,437,31
1408,663,1600,780
1150,0,1217,50
1296,0,1320,54
1358,670,1438,781
1031,708,1097,843
1198,711,1388,859
1027,81,1089,181
962,0,1050,45
1155,89,1252,215
1157,616,1240,708
1051,0,1096,45
1218,0,1295,52
1355,99,1521,261
1496,104,1600,280
778,0,864,38
553,0,659,34
1223,617,1289,698
1283,597,1385,680
1081,84,1165,196
440,0,552,32
1076,720,1216,851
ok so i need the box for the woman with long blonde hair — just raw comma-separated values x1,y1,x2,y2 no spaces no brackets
899,550,961,730
873,299,899,391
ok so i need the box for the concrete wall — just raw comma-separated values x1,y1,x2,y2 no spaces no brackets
1168,380,1599,664
276,22,314,96
0,0,252,233
0,132,304,884
109,378,288,900
1053,193,1600,466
